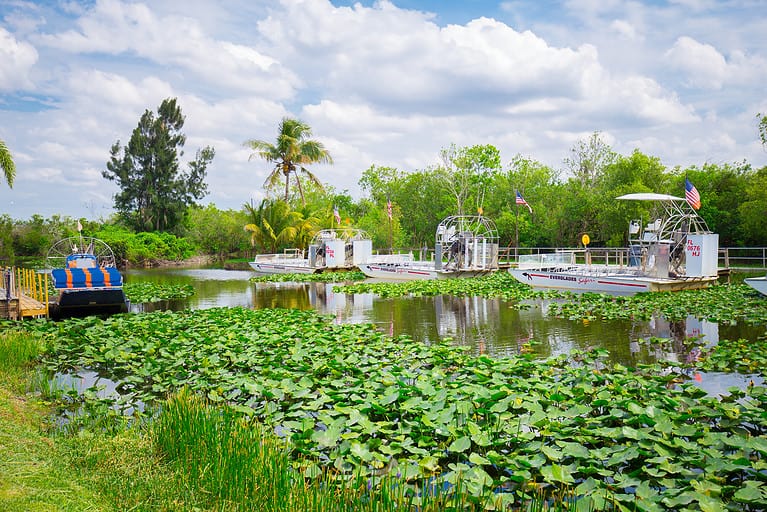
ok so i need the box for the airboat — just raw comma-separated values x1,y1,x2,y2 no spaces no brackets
47,236,129,319
249,229,372,275
509,193,719,294
358,215,500,281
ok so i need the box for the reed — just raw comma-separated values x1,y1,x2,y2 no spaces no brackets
153,388,294,507
0,331,44,394
0,330,42,371
151,389,577,511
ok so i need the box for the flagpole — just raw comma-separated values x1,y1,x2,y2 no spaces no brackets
387,196,393,254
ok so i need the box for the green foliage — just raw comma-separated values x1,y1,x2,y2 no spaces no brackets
563,131,618,186
244,117,332,205
737,166,767,246
251,270,365,283
8,134,767,255
93,224,197,265
544,283,767,327
697,336,767,374
0,138,15,188
153,388,291,507
243,198,316,253
0,331,43,391
434,143,500,216
677,162,753,246
18,307,767,510
185,204,250,257
0,214,13,263
354,197,407,251
355,144,767,248
123,282,195,303
128,232,196,262
103,97,215,233
11,214,80,259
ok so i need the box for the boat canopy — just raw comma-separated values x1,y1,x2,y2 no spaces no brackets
51,267,123,289
616,193,685,202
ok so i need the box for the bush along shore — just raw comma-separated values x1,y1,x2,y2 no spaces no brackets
3,305,766,511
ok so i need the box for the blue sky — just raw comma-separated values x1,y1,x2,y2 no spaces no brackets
1,0,766,220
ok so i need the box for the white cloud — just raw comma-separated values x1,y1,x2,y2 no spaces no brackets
36,0,298,98
259,2,688,129
1,0,765,219
609,19,640,41
664,35,767,90
0,27,38,91
667,0,718,12
664,36,728,89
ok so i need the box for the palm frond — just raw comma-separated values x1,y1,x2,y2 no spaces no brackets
298,166,325,188
0,139,16,188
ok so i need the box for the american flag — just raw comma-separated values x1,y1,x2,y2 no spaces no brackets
685,178,701,210
333,205,341,224
515,190,532,213
387,197,392,220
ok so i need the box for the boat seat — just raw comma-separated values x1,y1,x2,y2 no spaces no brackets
51,267,123,289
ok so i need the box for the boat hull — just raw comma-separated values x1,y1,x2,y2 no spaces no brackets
358,263,492,281
509,268,717,295
51,288,129,319
744,276,767,296
249,261,320,275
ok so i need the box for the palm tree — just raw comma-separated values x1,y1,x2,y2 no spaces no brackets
243,198,308,253
244,117,332,205
0,139,16,188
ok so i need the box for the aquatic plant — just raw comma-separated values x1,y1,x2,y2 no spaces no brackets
546,284,767,324
123,282,195,303
0,331,42,372
19,307,767,510
338,275,767,325
251,270,366,283
153,389,490,511
336,271,556,304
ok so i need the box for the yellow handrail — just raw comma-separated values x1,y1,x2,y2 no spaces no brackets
14,267,49,318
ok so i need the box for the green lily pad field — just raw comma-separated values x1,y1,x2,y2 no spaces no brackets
18,305,767,510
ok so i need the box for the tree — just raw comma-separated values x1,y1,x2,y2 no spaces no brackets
563,132,617,186
359,165,403,203
0,214,13,263
738,166,767,245
186,204,250,258
489,155,559,246
758,112,767,149
244,117,332,205
103,98,214,233
435,144,501,215
243,198,308,253
0,139,16,188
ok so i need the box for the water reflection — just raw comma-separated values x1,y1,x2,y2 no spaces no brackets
249,281,747,368
127,268,254,310
124,268,765,394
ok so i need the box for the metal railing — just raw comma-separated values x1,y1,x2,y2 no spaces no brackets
403,246,767,270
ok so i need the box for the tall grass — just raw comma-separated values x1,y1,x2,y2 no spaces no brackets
0,330,43,393
152,390,476,511
0,330,42,371
152,389,586,511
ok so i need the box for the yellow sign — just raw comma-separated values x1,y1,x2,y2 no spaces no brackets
581,234,590,246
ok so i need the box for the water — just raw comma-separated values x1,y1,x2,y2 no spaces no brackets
124,267,766,394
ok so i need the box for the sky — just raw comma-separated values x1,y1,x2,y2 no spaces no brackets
1,0,766,221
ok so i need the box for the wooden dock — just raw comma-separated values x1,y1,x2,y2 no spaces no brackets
1,267,49,320
0,289,48,319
